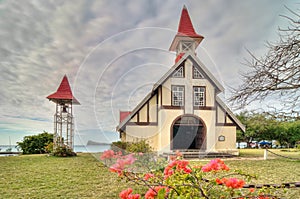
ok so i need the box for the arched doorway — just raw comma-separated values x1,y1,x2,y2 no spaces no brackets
171,115,206,150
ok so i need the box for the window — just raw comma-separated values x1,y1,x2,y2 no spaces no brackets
194,87,205,106
193,66,204,79
172,66,184,78
172,85,184,106
181,41,194,52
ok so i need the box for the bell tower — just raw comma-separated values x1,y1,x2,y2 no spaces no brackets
47,75,80,151
169,5,204,57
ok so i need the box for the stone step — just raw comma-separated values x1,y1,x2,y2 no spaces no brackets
161,151,235,159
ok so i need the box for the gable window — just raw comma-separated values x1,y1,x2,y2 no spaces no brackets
194,86,205,106
193,66,204,79
172,85,184,106
172,66,184,78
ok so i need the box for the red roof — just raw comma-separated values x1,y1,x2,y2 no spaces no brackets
176,5,203,38
120,111,131,123
47,75,80,104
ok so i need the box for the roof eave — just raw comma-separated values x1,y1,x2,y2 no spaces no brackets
216,96,246,132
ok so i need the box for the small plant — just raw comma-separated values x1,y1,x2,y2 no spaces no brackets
45,142,54,154
53,145,76,157
111,140,153,153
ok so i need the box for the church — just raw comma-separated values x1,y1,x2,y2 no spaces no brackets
116,6,245,155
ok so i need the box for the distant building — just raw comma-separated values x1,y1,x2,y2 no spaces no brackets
116,6,245,155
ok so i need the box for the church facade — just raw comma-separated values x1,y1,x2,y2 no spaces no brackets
116,6,245,155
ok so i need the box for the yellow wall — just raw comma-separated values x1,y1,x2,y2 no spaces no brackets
215,126,238,155
139,103,148,122
126,125,159,150
217,106,225,123
149,96,157,122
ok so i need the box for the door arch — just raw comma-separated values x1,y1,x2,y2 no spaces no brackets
171,114,206,150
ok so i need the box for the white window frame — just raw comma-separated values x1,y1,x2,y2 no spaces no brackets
181,41,194,52
172,85,185,106
194,86,205,107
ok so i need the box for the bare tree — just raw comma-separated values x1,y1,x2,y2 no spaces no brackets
230,7,300,119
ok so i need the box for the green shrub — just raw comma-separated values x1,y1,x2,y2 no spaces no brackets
127,140,153,153
17,132,53,154
111,140,152,153
111,141,128,152
53,145,76,157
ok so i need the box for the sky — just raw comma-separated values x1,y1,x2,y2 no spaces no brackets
0,0,297,145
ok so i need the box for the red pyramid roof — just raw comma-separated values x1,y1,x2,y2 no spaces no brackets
47,75,80,104
176,5,203,38
169,6,204,52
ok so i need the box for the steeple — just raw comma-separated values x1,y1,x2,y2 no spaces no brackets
169,5,204,56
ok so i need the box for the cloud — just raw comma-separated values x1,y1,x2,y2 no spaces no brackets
0,0,295,144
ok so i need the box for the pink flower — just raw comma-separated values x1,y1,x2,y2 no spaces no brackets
108,153,137,175
249,188,255,193
123,154,137,165
215,178,245,189
119,188,140,199
145,186,169,199
163,159,192,179
100,150,115,160
144,173,155,180
201,159,229,172
145,188,156,199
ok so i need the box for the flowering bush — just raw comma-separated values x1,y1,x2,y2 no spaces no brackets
100,150,279,199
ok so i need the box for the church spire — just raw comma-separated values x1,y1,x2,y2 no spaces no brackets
169,6,204,55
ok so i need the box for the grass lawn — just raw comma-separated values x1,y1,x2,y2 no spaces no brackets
0,149,299,198
0,153,143,199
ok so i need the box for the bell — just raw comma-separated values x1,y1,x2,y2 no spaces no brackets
62,105,68,113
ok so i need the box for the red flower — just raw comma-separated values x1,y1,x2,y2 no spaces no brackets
202,159,229,172
109,153,137,175
216,178,245,189
145,188,156,199
119,188,140,199
100,150,115,160
164,159,192,179
249,188,255,193
144,173,155,180
145,186,169,199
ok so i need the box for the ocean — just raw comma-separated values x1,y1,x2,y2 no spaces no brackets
0,144,111,153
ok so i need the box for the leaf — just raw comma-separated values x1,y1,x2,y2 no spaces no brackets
157,188,166,199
